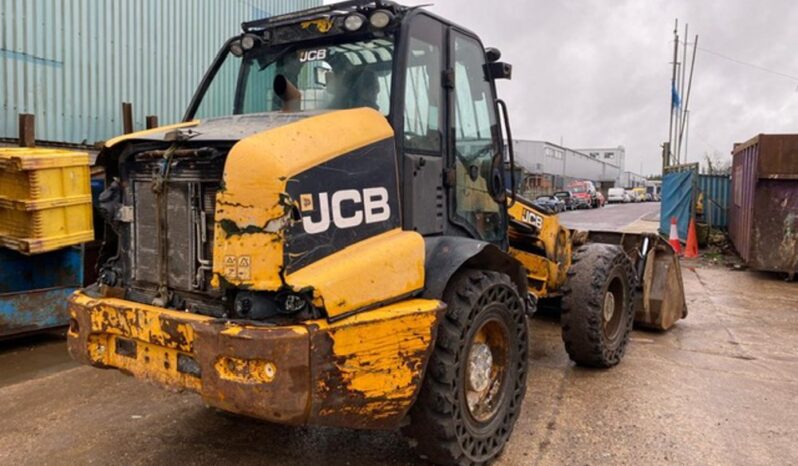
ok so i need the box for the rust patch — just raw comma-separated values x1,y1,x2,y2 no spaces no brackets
192,321,311,425
307,301,445,430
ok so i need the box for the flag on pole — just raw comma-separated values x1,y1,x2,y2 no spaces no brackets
672,83,681,109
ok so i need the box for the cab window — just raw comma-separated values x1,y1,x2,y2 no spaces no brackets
403,15,444,152
452,32,502,242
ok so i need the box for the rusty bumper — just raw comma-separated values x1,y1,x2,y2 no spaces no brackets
67,292,445,429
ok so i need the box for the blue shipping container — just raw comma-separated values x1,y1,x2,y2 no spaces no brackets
0,247,84,337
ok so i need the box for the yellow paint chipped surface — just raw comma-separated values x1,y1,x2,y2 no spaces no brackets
212,108,394,292
313,298,444,419
287,229,425,317
87,334,202,391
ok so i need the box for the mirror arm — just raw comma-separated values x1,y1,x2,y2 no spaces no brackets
496,98,516,207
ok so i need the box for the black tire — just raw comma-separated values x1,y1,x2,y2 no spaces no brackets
404,270,528,465
561,243,635,368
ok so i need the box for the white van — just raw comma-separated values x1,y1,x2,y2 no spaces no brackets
607,187,626,203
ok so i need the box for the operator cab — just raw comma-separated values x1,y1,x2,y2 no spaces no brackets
186,0,515,248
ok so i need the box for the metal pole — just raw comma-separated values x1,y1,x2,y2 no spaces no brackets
678,34,699,159
667,19,679,168
677,23,688,162
684,110,690,163
674,62,681,164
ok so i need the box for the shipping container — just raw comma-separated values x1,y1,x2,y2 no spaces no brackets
730,134,798,277
0,247,84,337
0,0,320,145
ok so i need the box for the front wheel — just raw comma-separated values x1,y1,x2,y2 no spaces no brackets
561,243,635,368
404,270,528,465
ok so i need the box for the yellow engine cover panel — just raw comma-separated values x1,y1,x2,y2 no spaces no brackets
287,228,425,318
212,108,423,316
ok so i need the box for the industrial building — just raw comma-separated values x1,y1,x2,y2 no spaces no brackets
0,0,320,145
509,140,646,198
577,146,627,173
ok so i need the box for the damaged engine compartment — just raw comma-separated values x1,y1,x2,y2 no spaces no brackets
94,141,320,323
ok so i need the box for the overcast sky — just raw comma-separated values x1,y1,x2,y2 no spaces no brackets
347,0,798,175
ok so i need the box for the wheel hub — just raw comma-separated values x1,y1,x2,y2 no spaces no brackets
468,343,493,392
464,317,509,423
603,290,616,322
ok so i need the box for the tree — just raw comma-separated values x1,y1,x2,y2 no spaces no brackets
703,151,732,175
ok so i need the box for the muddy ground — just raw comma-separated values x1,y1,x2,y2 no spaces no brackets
1,204,796,465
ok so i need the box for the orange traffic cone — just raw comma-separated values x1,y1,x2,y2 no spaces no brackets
685,218,699,258
669,217,682,255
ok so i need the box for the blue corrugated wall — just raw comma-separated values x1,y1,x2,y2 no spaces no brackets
0,0,320,145
698,174,731,229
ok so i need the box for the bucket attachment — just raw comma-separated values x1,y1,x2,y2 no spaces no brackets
578,231,688,330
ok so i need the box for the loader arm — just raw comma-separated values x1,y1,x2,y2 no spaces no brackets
505,194,687,330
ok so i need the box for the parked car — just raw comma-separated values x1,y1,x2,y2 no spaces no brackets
625,189,639,202
633,187,648,202
607,187,626,203
566,180,599,208
644,193,653,202
535,195,565,213
553,191,575,210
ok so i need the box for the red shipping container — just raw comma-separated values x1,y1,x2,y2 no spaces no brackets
730,134,798,277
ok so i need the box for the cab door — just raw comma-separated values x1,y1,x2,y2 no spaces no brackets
447,30,507,246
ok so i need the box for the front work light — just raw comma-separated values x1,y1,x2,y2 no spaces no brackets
241,33,260,50
369,10,394,28
229,40,244,57
344,13,366,31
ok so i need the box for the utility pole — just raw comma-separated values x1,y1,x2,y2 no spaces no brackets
667,19,679,169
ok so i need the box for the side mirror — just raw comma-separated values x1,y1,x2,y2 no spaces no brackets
484,61,512,81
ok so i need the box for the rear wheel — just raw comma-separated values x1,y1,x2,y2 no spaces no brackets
405,270,528,465
561,243,635,368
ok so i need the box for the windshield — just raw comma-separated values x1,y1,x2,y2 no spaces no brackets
192,37,395,119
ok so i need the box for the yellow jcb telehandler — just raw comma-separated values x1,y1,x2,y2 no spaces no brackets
67,1,686,464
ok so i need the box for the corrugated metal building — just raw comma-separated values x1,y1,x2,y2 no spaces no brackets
0,0,320,145
510,140,626,196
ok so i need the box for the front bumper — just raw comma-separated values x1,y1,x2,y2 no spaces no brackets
67,291,445,429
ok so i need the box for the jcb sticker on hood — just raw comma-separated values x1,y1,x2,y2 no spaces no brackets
301,188,391,234
284,137,399,273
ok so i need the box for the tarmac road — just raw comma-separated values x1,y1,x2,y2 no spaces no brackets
559,201,660,233
1,203,797,465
